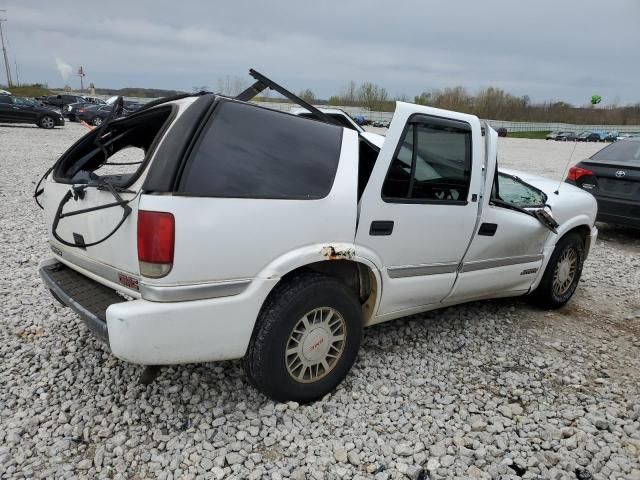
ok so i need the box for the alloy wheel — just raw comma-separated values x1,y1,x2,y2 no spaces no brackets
552,247,577,296
285,307,346,383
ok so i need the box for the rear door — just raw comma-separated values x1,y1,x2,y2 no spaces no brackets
355,102,484,316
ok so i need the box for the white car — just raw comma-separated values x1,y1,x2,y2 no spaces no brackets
37,71,598,402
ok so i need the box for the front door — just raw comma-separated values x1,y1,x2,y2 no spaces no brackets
447,131,552,302
11,97,38,122
0,95,11,121
355,103,484,317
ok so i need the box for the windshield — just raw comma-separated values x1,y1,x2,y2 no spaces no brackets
495,172,546,208
591,140,640,165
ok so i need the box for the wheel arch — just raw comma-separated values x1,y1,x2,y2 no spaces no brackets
532,221,592,292
255,244,382,326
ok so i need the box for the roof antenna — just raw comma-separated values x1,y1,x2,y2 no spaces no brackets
554,140,578,195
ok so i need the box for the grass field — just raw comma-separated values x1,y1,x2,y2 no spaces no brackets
7,85,52,98
507,131,551,139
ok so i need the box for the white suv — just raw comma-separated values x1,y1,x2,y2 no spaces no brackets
37,71,597,402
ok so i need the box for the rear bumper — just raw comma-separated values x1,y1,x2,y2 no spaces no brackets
39,257,277,365
39,258,117,343
594,196,640,227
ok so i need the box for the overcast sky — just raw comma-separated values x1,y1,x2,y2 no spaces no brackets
1,0,639,105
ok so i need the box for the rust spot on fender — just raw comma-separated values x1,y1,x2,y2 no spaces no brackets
321,246,355,260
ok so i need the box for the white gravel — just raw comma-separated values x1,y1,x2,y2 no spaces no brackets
1,122,639,480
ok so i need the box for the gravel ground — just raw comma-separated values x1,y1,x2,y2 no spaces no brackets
1,123,639,480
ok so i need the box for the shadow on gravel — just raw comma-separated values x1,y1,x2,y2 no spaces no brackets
596,222,640,251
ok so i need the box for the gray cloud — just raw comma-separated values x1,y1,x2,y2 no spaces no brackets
2,0,639,105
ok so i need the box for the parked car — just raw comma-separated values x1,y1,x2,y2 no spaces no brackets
42,94,87,112
36,71,597,402
566,138,640,228
546,131,561,140
604,131,619,142
577,132,602,142
556,131,578,141
124,101,143,113
64,98,107,121
0,94,65,128
76,105,116,126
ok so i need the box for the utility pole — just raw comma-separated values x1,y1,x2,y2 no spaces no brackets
0,10,12,88
76,66,85,92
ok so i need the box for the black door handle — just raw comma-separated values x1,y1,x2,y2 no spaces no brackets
478,222,498,236
370,220,394,236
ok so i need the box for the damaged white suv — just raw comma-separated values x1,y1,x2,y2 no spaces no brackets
37,70,597,402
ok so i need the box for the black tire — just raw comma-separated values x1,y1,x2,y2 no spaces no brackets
91,116,103,126
530,232,585,309
243,272,362,403
38,115,55,129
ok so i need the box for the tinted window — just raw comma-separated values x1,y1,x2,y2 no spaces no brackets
0,96,11,104
179,101,343,199
382,119,471,202
13,96,34,106
591,140,640,165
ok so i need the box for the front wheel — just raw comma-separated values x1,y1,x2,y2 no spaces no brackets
38,115,55,129
530,232,585,309
243,272,363,402
91,116,103,126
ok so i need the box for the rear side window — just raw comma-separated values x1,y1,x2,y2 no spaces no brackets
382,117,472,203
178,101,343,199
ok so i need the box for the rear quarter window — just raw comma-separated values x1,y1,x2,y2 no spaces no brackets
178,101,343,199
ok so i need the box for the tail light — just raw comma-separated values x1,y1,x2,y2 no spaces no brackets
138,211,174,278
566,166,594,182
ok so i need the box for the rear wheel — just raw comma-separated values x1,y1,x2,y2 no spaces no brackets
531,232,584,309
39,115,55,129
243,272,362,402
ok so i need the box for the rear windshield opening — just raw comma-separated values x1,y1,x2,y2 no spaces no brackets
53,106,174,188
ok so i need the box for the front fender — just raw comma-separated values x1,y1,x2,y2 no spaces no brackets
530,214,595,291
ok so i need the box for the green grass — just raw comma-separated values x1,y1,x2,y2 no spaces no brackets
7,85,52,98
507,131,551,139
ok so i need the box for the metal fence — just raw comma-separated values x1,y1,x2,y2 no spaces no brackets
69,92,640,134
253,102,640,134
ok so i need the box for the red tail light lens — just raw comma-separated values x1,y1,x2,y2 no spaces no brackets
566,166,594,182
138,210,174,278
